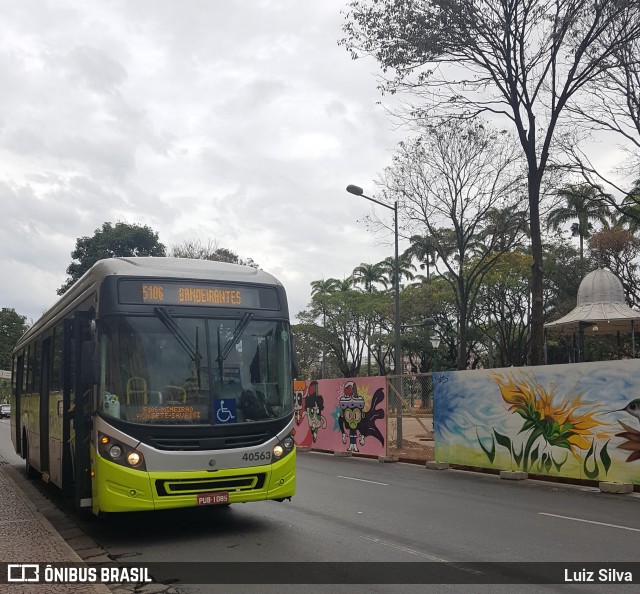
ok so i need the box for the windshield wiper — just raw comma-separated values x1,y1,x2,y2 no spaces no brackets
154,307,203,387
216,312,254,364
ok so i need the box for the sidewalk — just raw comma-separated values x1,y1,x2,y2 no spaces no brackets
0,457,111,594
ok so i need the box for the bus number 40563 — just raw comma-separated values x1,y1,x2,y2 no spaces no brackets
242,452,270,461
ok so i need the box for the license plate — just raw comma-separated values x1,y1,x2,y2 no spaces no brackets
197,491,229,506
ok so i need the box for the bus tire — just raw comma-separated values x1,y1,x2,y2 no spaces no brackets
23,435,38,480
78,507,100,522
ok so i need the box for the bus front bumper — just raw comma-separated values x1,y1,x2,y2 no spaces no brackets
91,448,296,514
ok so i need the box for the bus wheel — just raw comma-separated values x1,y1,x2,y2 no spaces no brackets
78,507,100,522
23,436,38,480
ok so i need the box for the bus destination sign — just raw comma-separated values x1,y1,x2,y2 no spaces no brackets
118,280,277,309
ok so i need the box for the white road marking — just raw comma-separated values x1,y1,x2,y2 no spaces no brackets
361,535,444,560
540,512,640,532
336,475,388,486
360,536,483,574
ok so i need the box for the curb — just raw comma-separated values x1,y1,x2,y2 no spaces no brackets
499,470,528,481
0,461,111,594
599,481,634,494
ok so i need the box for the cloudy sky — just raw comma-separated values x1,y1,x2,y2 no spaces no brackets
1,0,408,323
1,1,631,327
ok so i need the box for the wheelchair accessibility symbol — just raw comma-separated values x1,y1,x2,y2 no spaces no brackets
214,399,237,424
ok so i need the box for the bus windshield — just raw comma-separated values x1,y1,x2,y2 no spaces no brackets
98,315,293,425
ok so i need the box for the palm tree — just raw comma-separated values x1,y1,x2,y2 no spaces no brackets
617,178,640,233
310,278,340,378
310,278,340,297
547,183,612,265
380,254,416,288
352,263,387,375
480,205,529,252
404,235,437,281
352,262,388,293
335,277,355,292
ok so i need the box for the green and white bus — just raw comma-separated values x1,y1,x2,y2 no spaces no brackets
11,257,296,515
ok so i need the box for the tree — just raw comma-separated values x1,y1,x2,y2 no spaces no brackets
542,238,583,363
547,183,612,267
615,179,640,233
310,278,341,296
291,322,339,380
379,119,526,369
566,25,640,192
380,253,416,287
588,25,640,153
352,262,387,375
304,288,372,377
309,278,341,377
352,262,387,293
400,282,440,372
404,235,437,281
543,239,583,322
170,239,259,268
475,251,532,368
59,222,166,294
343,0,640,365
0,308,28,370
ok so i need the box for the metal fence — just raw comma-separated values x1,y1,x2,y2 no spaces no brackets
385,373,435,463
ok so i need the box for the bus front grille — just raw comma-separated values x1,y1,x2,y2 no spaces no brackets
145,432,272,451
155,473,266,496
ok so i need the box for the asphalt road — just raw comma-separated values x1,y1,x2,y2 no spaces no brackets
1,418,639,594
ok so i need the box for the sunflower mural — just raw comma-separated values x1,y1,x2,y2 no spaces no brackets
481,372,612,477
433,360,640,483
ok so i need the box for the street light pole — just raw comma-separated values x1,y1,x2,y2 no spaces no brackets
346,185,402,376
393,199,400,376
430,335,441,411
430,336,441,372
347,184,403,448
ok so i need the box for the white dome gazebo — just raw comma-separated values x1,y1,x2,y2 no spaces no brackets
544,268,640,360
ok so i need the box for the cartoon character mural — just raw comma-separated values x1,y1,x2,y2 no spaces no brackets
302,380,327,443
293,380,306,426
292,377,388,455
338,380,385,453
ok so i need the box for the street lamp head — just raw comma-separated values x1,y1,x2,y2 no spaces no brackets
430,336,441,350
346,184,364,196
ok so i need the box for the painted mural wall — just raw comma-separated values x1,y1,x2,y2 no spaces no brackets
434,360,640,484
293,377,387,456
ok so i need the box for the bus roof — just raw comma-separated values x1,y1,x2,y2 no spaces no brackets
90,257,283,286
14,257,285,351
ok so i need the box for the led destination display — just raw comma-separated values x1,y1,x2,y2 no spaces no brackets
118,280,279,309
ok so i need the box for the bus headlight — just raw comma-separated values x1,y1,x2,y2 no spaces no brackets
272,433,295,460
98,432,146,471
127,451,143,467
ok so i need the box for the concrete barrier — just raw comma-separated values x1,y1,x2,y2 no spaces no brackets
599,482,633,494
500,470,528,480
425,461,449,470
